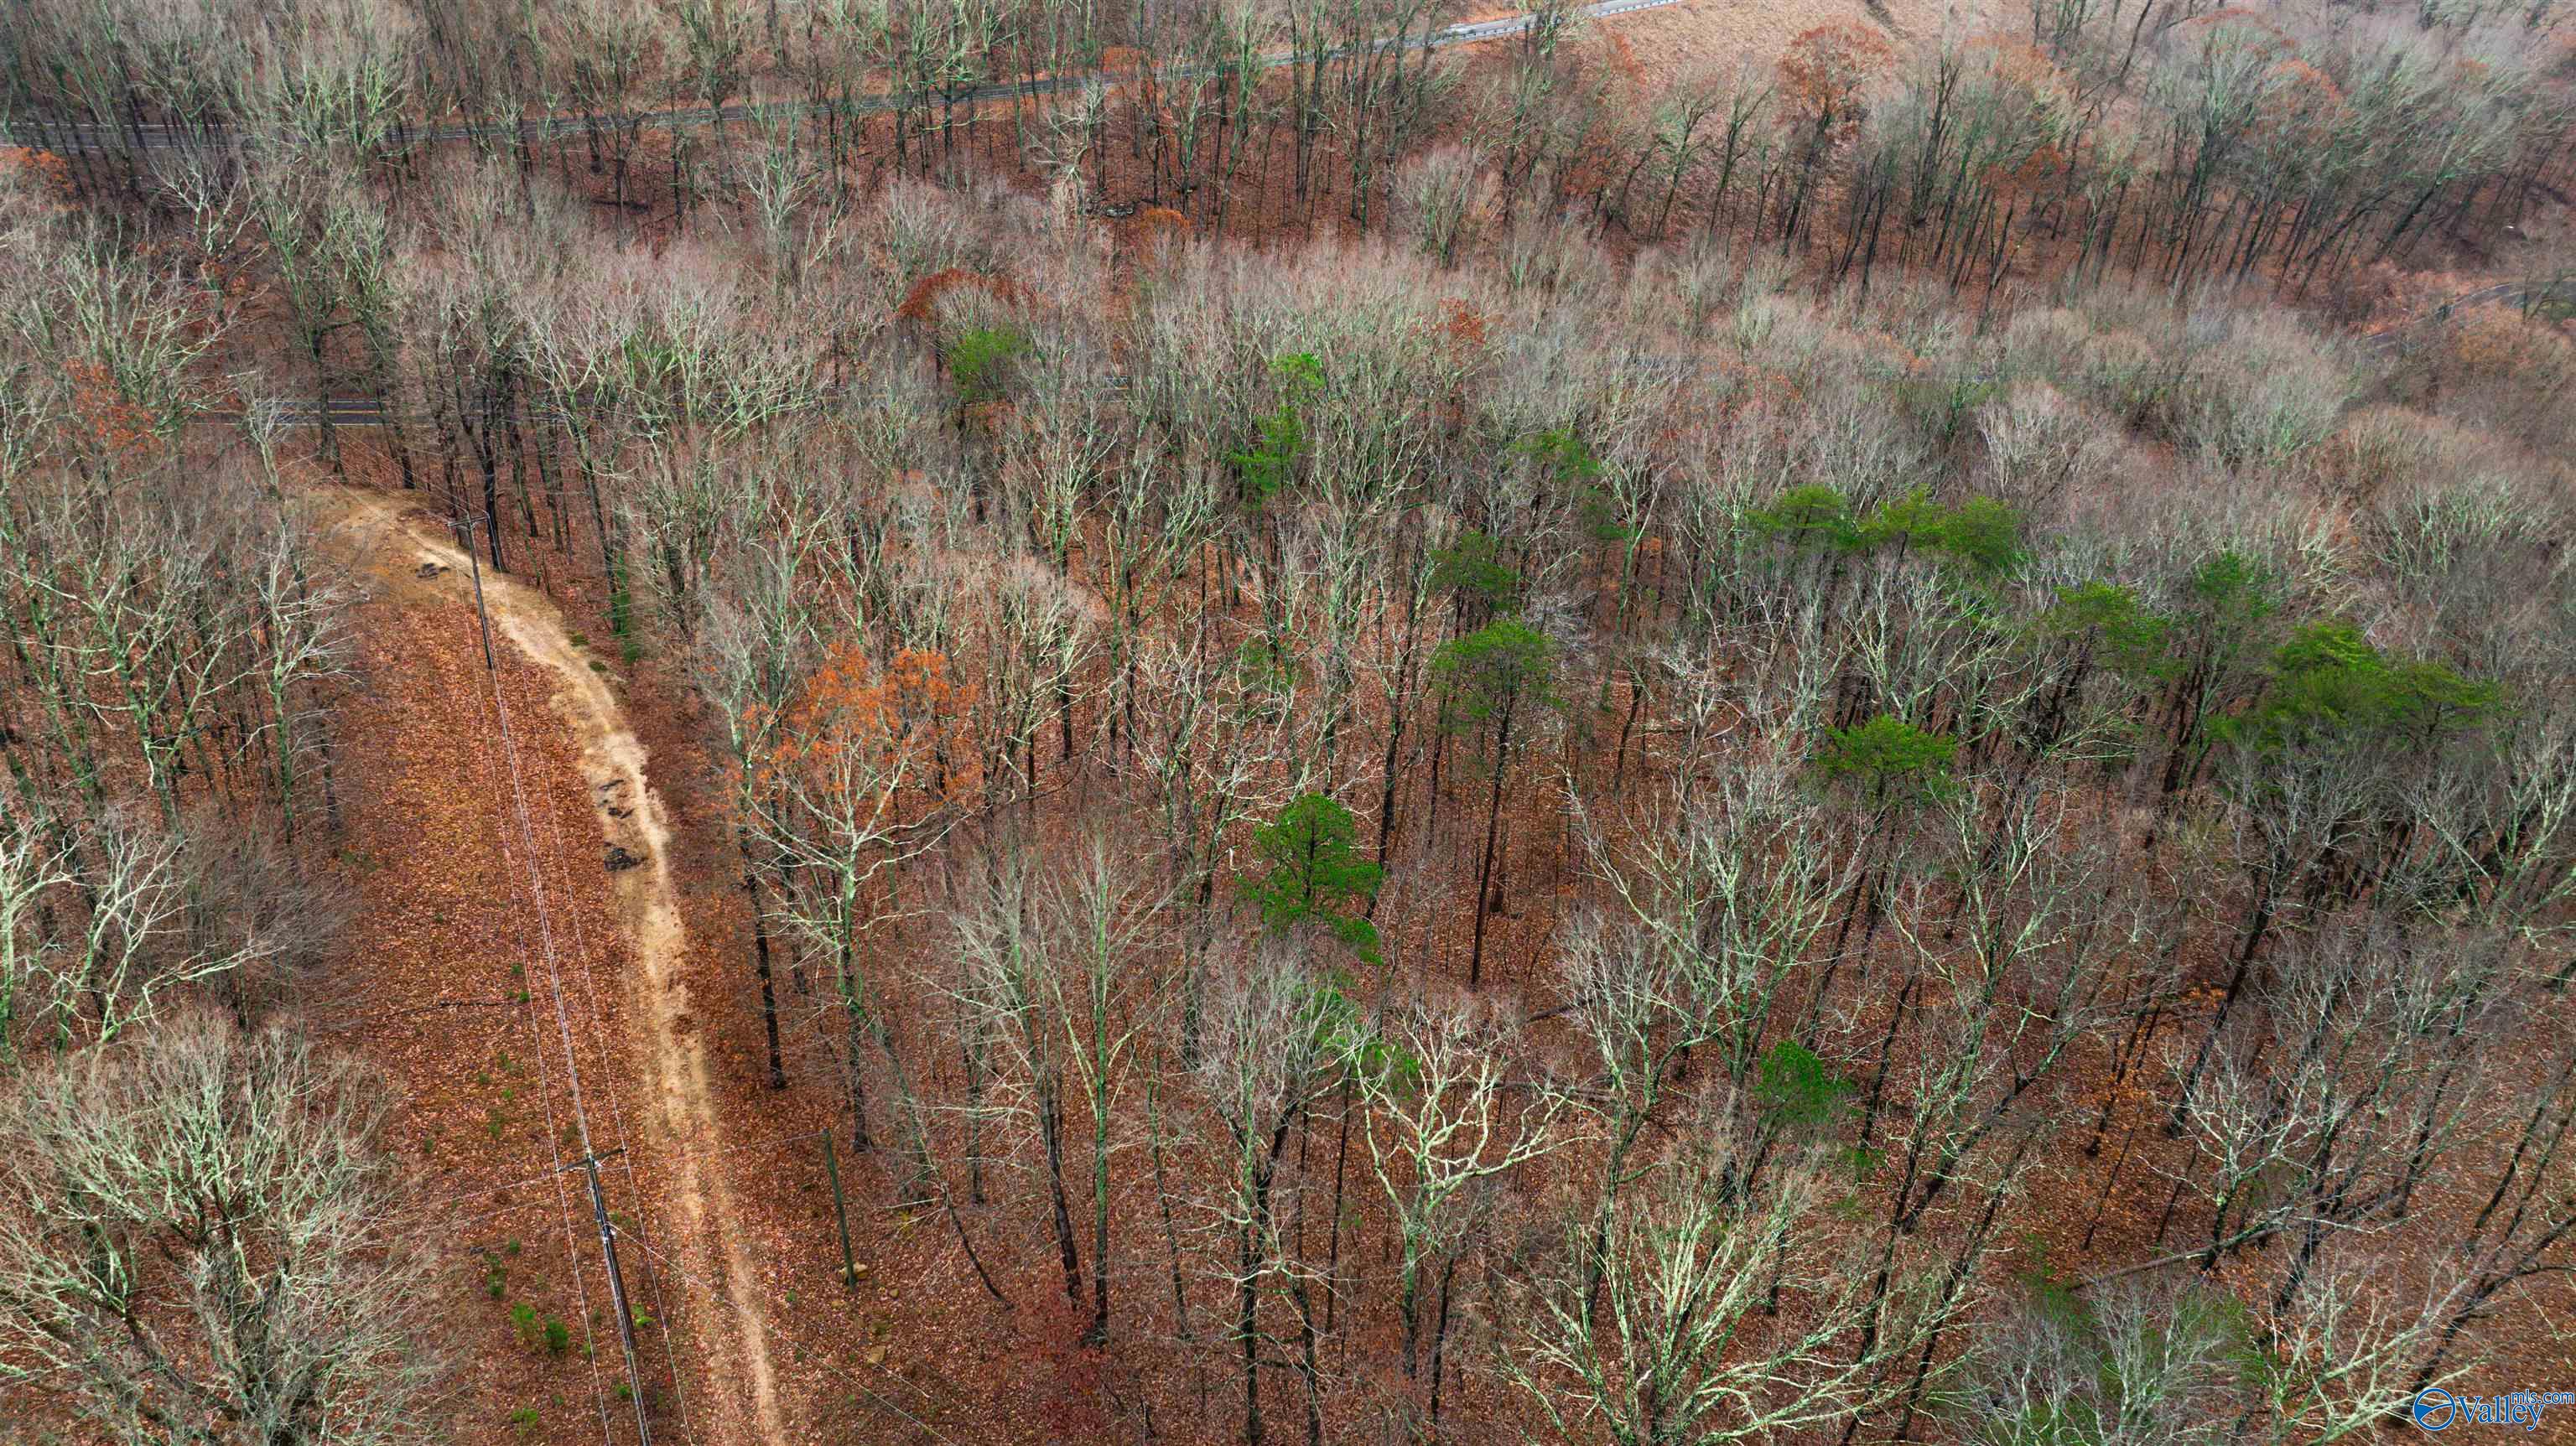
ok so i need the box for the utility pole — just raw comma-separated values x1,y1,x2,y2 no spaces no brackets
569,1149,654,1446
457,511,497,671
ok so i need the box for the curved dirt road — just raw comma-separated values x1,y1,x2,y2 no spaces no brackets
331,489,787,1443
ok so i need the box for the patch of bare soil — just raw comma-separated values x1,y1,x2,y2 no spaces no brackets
1600,0,1975,85
325,488,787,1443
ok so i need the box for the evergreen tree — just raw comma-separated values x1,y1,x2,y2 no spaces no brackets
1243,792,1386,966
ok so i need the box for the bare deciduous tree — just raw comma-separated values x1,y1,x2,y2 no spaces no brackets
1501,1129,1934,1446
0,1009,442,1445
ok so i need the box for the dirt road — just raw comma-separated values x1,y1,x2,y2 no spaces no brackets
329,488,788,1443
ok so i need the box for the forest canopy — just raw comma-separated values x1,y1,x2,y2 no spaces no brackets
0,0,2572,1439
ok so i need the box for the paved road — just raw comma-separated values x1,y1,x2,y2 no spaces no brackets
26,0,2537,438
4,0,1680,156
2356,281,2528,352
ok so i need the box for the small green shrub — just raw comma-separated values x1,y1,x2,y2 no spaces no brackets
1230,637,1300,719
945,325,1030,404
543,1317,571,1355
1515,427,1604,490
1226,350,1326,505
1810,714,1958,806
1754,1039,1856,1132
1744,484,1862,552
1430,529,1521,613
1240,793,1384,967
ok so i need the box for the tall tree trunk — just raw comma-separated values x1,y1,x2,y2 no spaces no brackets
1467,707,1514,988
1044,1099,1084,1306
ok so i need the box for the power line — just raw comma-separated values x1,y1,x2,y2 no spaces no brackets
454,531,629,1446
436,1198,602,1237
355,496,783,1443
475,558,657,1446
382,1167,588,1219
208,274,2547,435
569,1148,657,1446
392,1127,831,1225
610,1227,968,1446
522,668,696,1446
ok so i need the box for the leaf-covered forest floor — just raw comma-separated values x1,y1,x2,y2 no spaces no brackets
307,425,2576,1446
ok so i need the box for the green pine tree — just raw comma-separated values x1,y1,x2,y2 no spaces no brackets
1243,793,1385,966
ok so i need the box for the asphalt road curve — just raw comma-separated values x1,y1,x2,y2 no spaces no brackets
4,0,1684,155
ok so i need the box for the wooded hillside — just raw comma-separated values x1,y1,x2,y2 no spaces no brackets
1,0,2572,1440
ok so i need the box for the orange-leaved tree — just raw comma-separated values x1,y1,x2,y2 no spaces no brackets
1776,22,1894,249
742,642,979,1151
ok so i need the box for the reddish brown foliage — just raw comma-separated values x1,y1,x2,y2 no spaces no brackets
894,267,1030,326
1436,298,1491,357
0,145,72,203
750,644,983,822
1777,21,1893,125
65,358,155,455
